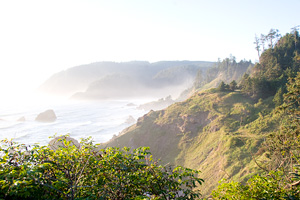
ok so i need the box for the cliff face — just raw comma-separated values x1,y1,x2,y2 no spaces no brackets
105,89,281,195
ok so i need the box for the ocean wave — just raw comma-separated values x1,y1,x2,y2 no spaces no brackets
0,100,148,145
0,121,23,130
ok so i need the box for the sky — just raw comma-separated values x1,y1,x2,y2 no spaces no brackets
0,0,299,100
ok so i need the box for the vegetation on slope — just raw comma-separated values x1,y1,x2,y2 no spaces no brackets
194,56,253,91
3,28,299,199
177,56,253,100
240,29,300,99
212,72,300,199
106,28,300,197
107,88,281,195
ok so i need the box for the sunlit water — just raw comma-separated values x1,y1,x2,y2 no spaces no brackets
0,94,149,146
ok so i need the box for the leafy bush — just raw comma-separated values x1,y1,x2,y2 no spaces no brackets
212,171,300,199
0,137,203,199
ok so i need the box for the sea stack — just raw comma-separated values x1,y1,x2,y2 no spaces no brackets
125,115,136,124
35,109,57,122
17,116,26,122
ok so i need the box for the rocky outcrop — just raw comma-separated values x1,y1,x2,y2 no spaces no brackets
126,103,137,107
17,116,26,122
176,112,210,133
35,109,57,122
125,115,136,124
48,136,80,151
138,96,175,111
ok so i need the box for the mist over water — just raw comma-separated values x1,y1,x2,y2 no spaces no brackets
0,61,208,145
0,91,149,145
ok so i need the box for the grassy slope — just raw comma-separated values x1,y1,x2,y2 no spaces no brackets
104,89,282,195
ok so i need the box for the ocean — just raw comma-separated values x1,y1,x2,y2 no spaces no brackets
0,98,149,146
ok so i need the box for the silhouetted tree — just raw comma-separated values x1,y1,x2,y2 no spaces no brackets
254,34,261,58
267,29,281,48
291,25,300,51
260,34,266,52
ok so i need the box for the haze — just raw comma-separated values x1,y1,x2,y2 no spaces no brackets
0,0,299,103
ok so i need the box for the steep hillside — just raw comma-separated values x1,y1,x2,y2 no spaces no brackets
178,58,253,100
195,58,253,90
104,29,300,196
105,89,282,195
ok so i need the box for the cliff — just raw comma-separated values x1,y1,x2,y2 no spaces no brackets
104,89,282,195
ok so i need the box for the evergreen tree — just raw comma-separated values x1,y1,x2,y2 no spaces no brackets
218,81,227,91
254,34,261,58
229,80,237,91
273,87,284,107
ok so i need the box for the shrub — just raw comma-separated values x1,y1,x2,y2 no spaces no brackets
212,171,300,199
0,137,203,199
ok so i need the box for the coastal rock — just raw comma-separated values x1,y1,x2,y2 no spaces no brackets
126,103,136,107
17,116,26,122
35,109,57,122
138,95,175,111
125,115,136,124
48,136,80,151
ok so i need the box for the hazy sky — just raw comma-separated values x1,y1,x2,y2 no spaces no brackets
0,0,299,98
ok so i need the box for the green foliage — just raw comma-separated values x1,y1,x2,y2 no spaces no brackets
105,30,300,196
217,80,237,92
241,30,300,100
239,74,277,99
266,72,300,172
108,89,279,195
217,81,227,92
212,171,300,199
0,137,203,199
282,72,300,116
273,87,284,107
213,67,300,199
193,57,253,91
229,80,237,91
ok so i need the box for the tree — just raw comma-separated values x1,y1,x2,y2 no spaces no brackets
212,73,300,199
229,80,237,91
254,34,261,58
260,34,266,52
0,136,204,199
291,25,300,50
281,72,300,117
229,54,236,65
267,29,281,48
194,69,204,89
218,81,227,92
273,87,284,107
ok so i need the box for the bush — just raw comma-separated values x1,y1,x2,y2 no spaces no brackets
0,137,203,199
212,171,300,199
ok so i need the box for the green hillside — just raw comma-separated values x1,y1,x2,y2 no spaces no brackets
177,57,253,101
106,89,282,195
104,28,300,196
